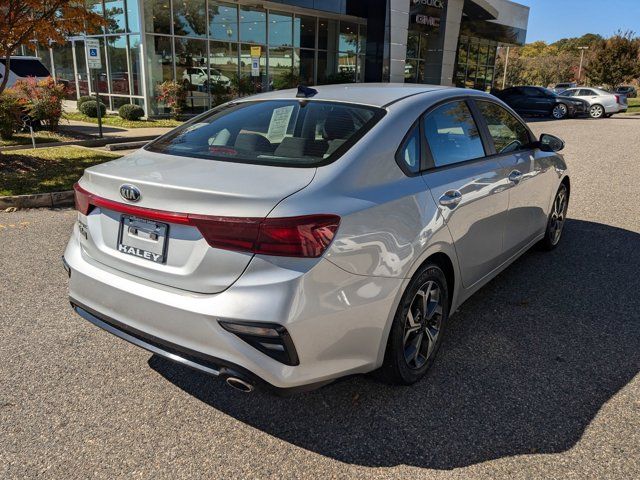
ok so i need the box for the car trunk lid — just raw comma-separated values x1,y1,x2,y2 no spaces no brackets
76,149,316,293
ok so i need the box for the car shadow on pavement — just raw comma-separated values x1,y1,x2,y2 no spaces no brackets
149,219,640,469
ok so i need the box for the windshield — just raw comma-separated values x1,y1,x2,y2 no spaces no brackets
146,100,385,167
543,88,558,97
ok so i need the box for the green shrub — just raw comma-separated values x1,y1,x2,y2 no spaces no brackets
118,103,145,121
77,95,95,108
0,91,22,139
79,100,106,118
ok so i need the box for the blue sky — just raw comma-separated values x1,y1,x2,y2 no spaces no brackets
517,0,640,43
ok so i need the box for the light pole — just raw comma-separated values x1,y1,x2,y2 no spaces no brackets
577,46,589,84
501,45,510,90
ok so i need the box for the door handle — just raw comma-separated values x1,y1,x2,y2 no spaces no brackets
439,190,462,207
508,170,523,183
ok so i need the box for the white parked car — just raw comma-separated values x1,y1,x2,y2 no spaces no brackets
182,67,231,88
561,87,628,118
0,56,51,89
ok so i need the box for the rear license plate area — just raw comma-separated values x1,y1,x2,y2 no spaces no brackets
117,215,169,264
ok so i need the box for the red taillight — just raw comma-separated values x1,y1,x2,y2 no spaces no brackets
191,214,340,257
256,215,340,257
73,183,91,215
189,215,262,252
73,184,340,258
615,95,621,104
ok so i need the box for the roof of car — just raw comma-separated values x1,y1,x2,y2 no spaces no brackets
242,83,452,108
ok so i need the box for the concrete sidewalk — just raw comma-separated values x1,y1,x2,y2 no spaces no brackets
59,119,174,139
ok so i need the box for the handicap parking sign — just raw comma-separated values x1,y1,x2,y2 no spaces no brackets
85,38,102,69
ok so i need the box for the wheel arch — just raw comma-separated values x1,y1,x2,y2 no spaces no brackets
425,252,455,312
375,249,458,370
561,175,571,196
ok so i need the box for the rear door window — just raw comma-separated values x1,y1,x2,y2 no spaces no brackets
147,100,384,167
476,101,532,154
423,101,485,167
523,87,544,97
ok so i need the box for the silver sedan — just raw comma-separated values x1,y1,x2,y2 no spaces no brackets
64,84,570,393
561,87,628,118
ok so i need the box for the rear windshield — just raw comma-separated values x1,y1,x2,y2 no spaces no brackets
0,59,51,77
146,100,385,167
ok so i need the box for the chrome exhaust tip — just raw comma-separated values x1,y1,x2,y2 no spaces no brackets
225,376,254,393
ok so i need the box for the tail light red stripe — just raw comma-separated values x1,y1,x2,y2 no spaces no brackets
73,183,339,258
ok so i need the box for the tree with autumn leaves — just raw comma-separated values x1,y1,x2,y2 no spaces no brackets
0,0,105,93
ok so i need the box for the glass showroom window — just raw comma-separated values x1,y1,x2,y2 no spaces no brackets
240,43,267,94
146,35,174,113
126,0,141,33
144,0,171,34
455,36,498,90
357,24,366,82
210,2,238,42
210,41,238,88
175,37,210,113
104,0,126,34
239,6,266,45
129,35,143,96
406,31,428,83
106,35,130,95
174,0,207,38
338,21,357,82
269,12,294,90
51,43,77,100
317,19,338,84
293,15,316,85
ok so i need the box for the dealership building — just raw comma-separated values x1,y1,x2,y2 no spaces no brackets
29,0,529,116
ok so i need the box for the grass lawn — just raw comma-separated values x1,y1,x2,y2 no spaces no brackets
0,146,120,196
0,131,78,148
626,98,640,114
65,112,183,129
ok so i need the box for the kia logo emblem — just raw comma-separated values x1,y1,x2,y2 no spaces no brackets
120,184,141,202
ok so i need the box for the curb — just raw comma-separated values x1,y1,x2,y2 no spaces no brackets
0,135,160,152
1,190,74,210
106,140,151,151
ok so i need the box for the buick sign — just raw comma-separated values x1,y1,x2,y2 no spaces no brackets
120,184,141,202
413,0,445,8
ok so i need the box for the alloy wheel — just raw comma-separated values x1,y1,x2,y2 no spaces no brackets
590,105,604,118
403,281,444,370
549,187,567,245
552,104,568,119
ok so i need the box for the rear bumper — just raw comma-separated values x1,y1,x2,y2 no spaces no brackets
70,300,326,395
64,227,403,392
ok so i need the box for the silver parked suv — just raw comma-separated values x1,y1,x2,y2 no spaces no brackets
64,84,570,394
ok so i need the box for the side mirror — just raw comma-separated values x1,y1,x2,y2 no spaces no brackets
538,133,565,152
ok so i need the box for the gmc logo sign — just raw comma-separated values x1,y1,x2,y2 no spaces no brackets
416,14,441,27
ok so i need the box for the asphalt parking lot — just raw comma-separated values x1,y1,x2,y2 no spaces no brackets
1,116,639,479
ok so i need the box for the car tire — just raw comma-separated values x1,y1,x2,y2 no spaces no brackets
589,104,605,119
551,103,568,120
380,263,449,385
539,183,569,251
